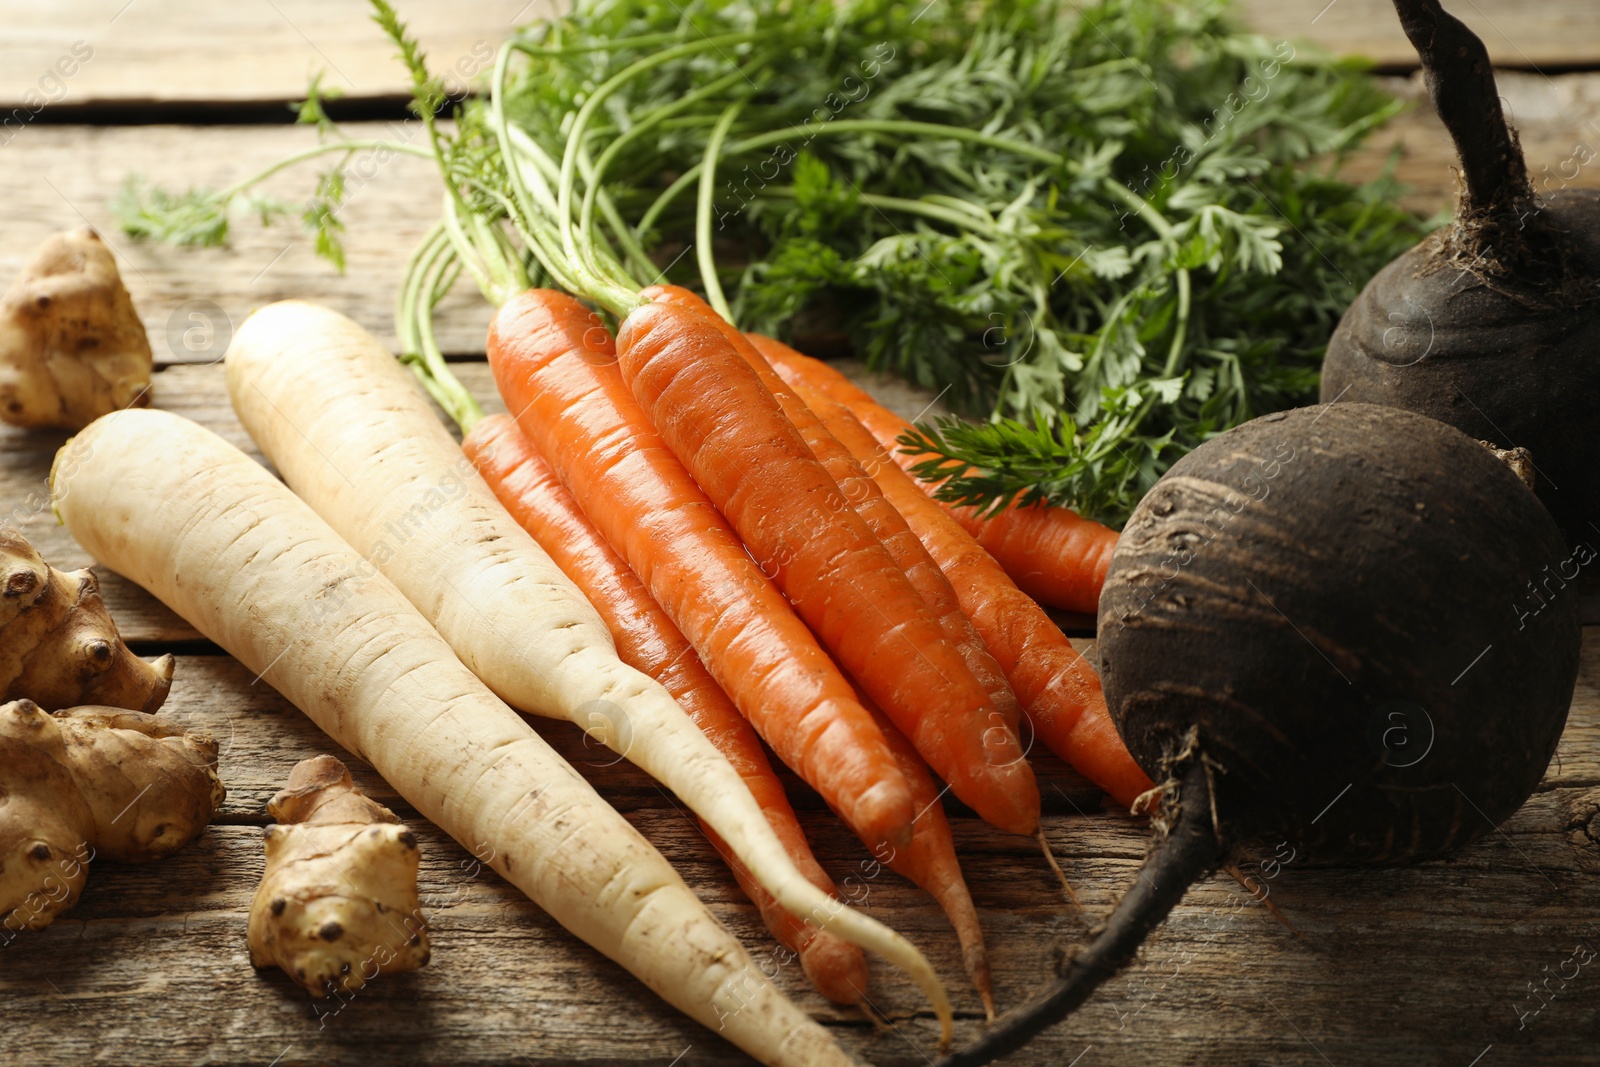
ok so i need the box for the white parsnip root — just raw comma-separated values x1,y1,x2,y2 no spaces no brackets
249,755,430,997
53,409,856,1067
226,299,951,1041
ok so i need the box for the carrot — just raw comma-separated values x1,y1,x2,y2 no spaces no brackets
645,286,1023,739
463,413,870,1008
615,294,1040,837
751,338,1120,615
485,288,916,857
51,408,855,1067
226,301,952,1036
858,699,998,1022
758,341,1154,809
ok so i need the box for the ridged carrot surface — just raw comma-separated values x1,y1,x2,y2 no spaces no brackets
757,342,1120,615
656,290,1025,743
462,413,870,1006
486,289,914,851
759,341,1154,808
616,295,1039,836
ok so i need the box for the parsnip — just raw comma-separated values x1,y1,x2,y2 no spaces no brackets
53,409,855,1067
224,300,951,1040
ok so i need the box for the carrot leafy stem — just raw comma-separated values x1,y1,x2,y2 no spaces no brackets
112,0,1435,524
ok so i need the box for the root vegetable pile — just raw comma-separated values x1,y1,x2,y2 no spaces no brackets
943,403,1580,1064
486,287,924,852
1,524,172,713
77,0,1597,1061
53,407,862,1067
0,699,224,934
0,227,153,430
225,297,952,1039
249,755,430,997
464,419,875,1009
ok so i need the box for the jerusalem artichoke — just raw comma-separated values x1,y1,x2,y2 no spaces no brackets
248,755,430,997
0,524,172,712
0,699,225,936
0,227,154,429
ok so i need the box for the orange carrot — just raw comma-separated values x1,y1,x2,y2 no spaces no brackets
462,413,871,1006
486,289,915,851
647,286,1022,738
757,337,1153,808
859,699,997,1021
616,292,1039,837
752,339,1119,615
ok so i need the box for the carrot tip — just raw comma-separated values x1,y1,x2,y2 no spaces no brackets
1038,827,1081,910
798,933,872,1007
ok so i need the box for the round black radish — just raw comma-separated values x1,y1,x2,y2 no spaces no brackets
939,402,1579,1067
1321,0,1600,550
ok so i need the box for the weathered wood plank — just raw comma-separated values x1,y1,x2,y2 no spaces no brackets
1,637,1597,1065
0,123,495,360
0,0,536,109
1237,0,1600,69
1343,73,1600,216
0,0,1593,115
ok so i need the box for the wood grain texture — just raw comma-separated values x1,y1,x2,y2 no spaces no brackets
0,123,494,360
0,0,540,108
1236,0,1600,69
1343,73,1600,216
0,643,1596,1065
0,0,1594,113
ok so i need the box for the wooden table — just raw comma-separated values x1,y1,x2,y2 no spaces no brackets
2,3,1598,1064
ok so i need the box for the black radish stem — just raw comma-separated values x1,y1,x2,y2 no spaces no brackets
1321,0,1600,552
1394,0,1529,228
939,403,1579,1065
942,761,1220,1066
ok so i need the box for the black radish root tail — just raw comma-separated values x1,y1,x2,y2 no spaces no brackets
938,760,1223,1067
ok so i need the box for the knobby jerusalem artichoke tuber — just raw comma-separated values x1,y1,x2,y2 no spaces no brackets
0,699,225,936
1,524,172,712
0,227,154,429
248,755,430,997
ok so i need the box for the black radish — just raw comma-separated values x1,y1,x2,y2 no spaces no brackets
939,402,1579,1065
1321,0,1600,550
